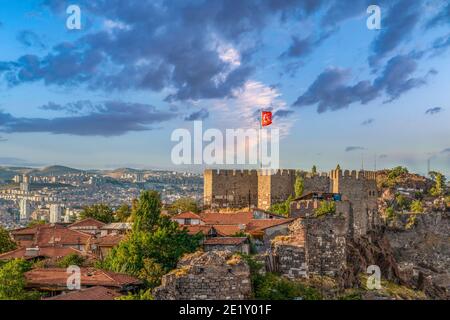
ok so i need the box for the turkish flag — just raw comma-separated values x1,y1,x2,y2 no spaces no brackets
261,111,272,127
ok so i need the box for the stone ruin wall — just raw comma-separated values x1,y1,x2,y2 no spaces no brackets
153,251,251,300
271,205,349,279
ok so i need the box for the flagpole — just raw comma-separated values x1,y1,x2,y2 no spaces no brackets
259,108,262,170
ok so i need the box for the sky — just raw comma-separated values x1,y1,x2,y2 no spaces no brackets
0,0,449,176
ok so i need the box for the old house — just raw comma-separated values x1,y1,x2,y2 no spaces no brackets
203,237,250,254
25,268,142,297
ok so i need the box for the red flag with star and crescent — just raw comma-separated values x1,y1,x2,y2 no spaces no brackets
261,111,272,127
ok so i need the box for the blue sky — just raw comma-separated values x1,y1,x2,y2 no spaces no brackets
0,0,449,176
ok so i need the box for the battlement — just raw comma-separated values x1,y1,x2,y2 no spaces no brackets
330,169,376,180
204,169,258,177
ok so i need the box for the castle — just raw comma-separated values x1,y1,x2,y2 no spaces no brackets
204,168,377,215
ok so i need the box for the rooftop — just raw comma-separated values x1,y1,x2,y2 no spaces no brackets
43,286,122,300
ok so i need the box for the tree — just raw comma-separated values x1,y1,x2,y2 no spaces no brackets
80,204,115,223
269,195,293,216
294,175,304,198
410,200,424,213
115,203,132,222
0,259,40,300
101,190,202,282
429,171,446,197
311,165,317,174
132,190,162,233
0,227,16,254
336,164,341,171
169,198,199,214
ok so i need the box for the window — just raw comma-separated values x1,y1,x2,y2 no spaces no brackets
185,218,191,225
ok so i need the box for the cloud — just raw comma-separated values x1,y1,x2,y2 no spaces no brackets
2,0,326,101
345,146,365,152
425,107,443,115
0,101,177,136
379,154,388,159
39,101,102,114
274,109,294,118
361,118,375,126
294,54,431,112
369,0,423,66
16,30,46,49
441,148,450,154
0,136,7,142
426,2,450,29
185,108,209,121
0,157,42,167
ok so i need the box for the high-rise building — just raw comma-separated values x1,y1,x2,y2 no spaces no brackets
19,199,32,221
49,204,62,223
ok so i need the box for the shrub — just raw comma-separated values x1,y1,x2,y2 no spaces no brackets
314,201,336,217
253,273,322,300
410,200,424,213
57,253,85,268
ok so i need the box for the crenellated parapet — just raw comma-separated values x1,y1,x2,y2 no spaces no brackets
330,169,377,180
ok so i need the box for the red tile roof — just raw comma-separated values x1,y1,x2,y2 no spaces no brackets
43,286,122,300
94,234,124,247
69,218,105,229
173,211,202,220
183,225,213,235
0,246,89,261
245,219,294,232
212,225,244,236
200,212,254,225
12,224,93,247
203,237,248,246
25,268,142,289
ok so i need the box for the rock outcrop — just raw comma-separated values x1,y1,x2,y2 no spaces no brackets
385,212,449,299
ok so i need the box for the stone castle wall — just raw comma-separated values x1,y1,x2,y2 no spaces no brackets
204,169,258,209
153,251,251,300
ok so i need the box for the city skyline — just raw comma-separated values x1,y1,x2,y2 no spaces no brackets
0,1,449,176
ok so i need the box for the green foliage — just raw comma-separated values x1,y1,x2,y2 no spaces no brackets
26,220,46,228
169,197,199,214
116,289,154,300
338,290,363,300
405,214,417,230
0,259,40,300
314,201,336,217
115,203,132,222
132,190,162,232
269,195,293,216
294,175,304,198
386,166,409,187
57,253,85,268
387,166,409,180
253,273,322,300
0,227,16,254
138,258,165,289
410,200,424,213
385,207,396,221
101,190,202,287
429,171,446,197
395,194,410,211
80,204,115,223
311,165,317,174
336,164,341,171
